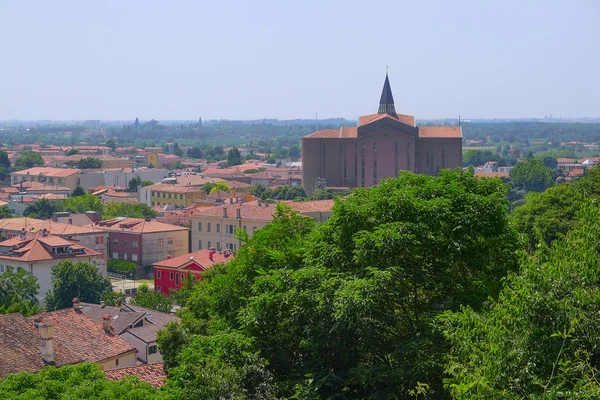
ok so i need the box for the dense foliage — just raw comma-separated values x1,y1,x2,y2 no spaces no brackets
77,157,103,169
509,158,554,192
158,170,522,398
107,259,138,275
103,202,157,220
0,269,40,316
0,363,170,399
45,261,113,311
130,284,175,313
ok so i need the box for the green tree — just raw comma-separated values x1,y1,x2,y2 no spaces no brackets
130,284,174,313
45,261,113,311
201,181,231,194
102,291,126,307
23,198,63,220
65,148,80,156
0,150,11,169
509,158,554,192
289,143,301,158
0,206,14,219
105,138,117,151
77,157,103,169
159,170,522,398
128,175,143,192
62,194,103,214
187,146,203,159
227,147,243,166
104,202,157,220
0,269,40,316
71,185,85,197
14,150,44,169
443,201,600,399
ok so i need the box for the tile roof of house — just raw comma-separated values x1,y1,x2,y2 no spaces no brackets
173,175,224,186
120,304,180,343
475,171,510,178
418,126,462,138
12,181,71,192
104,363,166,388
153,249,234,269
0,200,7,207
1,187,20,193
37,193,68,200
285,199,335,213
0,218,104,235
0,309,136,378
191,200,275,221
11,167,80,177
0,232,103,262
89,218,188,233
569,168,586,177
145,183,205,193
557,158,575,164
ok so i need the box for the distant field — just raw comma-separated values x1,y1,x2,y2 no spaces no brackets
463,146,495,151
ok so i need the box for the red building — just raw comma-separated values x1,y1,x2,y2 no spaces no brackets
152,249,233,295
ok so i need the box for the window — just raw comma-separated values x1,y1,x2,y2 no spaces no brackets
123,253,128,260
207,223,211,232
252,226,257,234
167,237,173,245
407,142,411,171
170,272,174,281
198,240,202,250
179,194,183,199
162,192,165,198
361,142,366,187
175,272,179,285
216,242,220,250
132,240,138,248
148,345,157,355
112,238,119,244
157,286,161,292
112,252,118,259
158,238,164,246
207,241,211,249
124,239,127,246
116,359,119,366
134,320,143,328
0,265,4,273
394,142,399,177
168,193,172,199
157,270,161,279
198,222,202,232
243,225,247,232
181,273,185,280
343,142,347,182
132,254,138,262
216,224,220,233
152,191,155,197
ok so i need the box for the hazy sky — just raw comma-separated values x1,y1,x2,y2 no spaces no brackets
1,0,599,121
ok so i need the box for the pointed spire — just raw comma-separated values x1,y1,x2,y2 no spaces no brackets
378,70,396,116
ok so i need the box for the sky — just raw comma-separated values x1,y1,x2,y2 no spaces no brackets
1,0,599,121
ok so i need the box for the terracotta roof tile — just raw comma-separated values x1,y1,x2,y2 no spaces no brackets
104,363,166,388
358,113,416,127
153,249,234,269
418,126,462,138
0,218,104,235
284,200,335,213
191,201,275,221
0,309,136,378
0,232,102,262
90,218,188,233
11,167,80,178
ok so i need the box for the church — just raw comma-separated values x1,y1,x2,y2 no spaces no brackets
302,74,462,195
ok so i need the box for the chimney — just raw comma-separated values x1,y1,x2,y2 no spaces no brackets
258,200,262,207
102,314,112,332
72,297,81,311
35,319,55,365
223,207,228,218
208,248,215,262
229,198,233,204
68,218,72,225
236,208,241,219
100,301,105,308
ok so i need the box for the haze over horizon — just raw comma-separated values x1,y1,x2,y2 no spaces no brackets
1,0,599,121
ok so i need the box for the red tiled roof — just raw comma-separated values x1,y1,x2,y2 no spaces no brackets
104,363,166,388
569,168,586,177
12,181,71,192
284,199,335,213
418,126,462,138
191,200,275,221
12,167,80,177
0,232,102,262
0,309,136,378
557,158,575,164
0,218,104,235
153,249,234,269
358,113,416,127
303,129,339,139
90,218,188,233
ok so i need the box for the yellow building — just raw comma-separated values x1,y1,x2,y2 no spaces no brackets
147,183,206,207
10,167,80,191
147,153,159,169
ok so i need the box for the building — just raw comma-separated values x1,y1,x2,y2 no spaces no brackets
153,249,234,295
78,300,179,364
0,308,137,378
11,167,81,191
76,168,170,191
0,217,109,261
86,218,190,266
190,199,334,252
302,74,462,196
483,161,498,172
0,231,105,301
145,183,207,208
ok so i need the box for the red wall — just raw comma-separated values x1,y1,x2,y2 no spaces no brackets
153,262,204,296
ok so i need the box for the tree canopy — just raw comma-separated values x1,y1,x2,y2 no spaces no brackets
103,202,157,220
23,198,63,220
14,151,44,169
45,261,112,311
509,158,554,192
77,157,103,169
0,269,40,316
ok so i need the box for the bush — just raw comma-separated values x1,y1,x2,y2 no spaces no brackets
108,259,138,275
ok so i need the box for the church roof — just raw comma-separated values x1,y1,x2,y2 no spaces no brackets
358,113,415,127
378,74,396,115
418,126,462,138
303,127,358,139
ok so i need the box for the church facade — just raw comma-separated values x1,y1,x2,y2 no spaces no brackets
302,74,462,195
